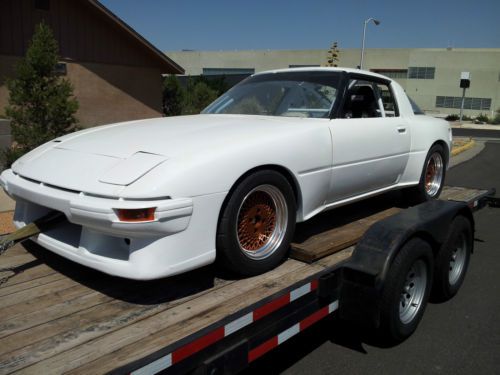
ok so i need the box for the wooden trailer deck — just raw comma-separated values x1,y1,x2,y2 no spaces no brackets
0,187,491,374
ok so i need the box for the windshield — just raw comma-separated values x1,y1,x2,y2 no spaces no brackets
203,71,341,118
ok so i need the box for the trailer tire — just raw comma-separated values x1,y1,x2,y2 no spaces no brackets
379,237,434,343
432,215,472,302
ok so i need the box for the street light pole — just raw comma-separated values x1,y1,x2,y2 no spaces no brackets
360,18,380,70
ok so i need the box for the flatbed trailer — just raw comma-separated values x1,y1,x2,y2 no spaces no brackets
0,187,497,375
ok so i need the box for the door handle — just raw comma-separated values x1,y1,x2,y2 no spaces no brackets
397,127,407,133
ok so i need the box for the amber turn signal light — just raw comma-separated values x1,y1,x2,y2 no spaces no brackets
116,207,156,222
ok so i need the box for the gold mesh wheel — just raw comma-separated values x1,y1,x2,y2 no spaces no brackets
236,185,288,260
424,152,444,197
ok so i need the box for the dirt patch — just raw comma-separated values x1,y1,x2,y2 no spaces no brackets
0,211,15,235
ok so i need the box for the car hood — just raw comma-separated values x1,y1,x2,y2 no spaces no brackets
12,114,314,196
47,114,307,159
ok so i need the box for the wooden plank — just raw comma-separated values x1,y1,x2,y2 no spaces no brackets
13,261,308,374
0,273,66,297
0,286,103,339
0,292,113,345
290,207,401,263
316,246,354,268
0,243,29,258
0,269,237,373
0,263,57,289
0,277,86,311
0,253,37,269
440,186,488,203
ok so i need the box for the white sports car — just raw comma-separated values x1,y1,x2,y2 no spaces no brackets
0,68,451,280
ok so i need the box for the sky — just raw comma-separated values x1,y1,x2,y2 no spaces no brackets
99,0,500,51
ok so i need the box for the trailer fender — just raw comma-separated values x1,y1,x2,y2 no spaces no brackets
339,200,474,327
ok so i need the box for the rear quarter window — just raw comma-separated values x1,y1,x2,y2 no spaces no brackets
408,96,425,115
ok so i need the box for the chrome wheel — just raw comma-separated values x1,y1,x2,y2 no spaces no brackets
236,184,288,260
449,233,467,285
425,152,444,197
400,260,428,324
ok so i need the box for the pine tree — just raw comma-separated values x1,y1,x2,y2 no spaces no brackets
4,22,78,166
326,42,340,67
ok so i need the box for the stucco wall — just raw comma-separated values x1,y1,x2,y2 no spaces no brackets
0,55,163,128
69,62,163,127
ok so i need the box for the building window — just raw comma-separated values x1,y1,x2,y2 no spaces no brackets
408,67,435,79
34,0,50,11
371,69,408,79
289,65,321,68
436,96,491,110
202,68,255,76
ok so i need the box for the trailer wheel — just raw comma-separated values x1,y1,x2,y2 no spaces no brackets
216,170,296,276
432,215,472,302
379,237,434,343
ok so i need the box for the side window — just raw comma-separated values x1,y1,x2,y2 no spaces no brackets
341,79,398,118
375,83,399,117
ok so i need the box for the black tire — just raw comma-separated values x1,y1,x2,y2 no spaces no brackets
216,170,296,276
378,237,434,343
431,215,472,302
405,144,447,205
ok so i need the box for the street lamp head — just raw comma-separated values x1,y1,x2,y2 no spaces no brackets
373,19,381,25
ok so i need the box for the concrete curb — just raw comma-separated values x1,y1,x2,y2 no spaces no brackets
452,139,476,157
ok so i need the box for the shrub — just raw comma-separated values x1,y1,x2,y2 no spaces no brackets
163,75,184,116
162,75,227,117
182,80,218,115
489,109,500,125
475,113,489,123
445,114,459,121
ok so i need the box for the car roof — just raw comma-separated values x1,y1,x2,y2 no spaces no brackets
252,67,392,82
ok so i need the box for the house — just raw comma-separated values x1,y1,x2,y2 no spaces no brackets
0,0,184,128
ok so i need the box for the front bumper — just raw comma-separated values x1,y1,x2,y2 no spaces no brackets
0,169,225,279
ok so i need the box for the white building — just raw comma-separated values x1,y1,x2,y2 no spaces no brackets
166,48,500,117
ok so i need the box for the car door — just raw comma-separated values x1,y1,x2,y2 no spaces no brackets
326,76,411,203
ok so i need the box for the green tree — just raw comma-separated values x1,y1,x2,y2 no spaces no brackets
182,79,218,115
3,22,78,166
326,41,340,67
163,75,184,116
162,75,227,117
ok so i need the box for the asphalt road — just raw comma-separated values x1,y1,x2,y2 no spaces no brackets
245,136,500,375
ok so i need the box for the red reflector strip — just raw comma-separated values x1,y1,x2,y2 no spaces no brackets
248,301,338,363
253,294,290,321
172,327,225,363
300,306,329,331
248,336,278,362
131,279,319,374
468,200,478,209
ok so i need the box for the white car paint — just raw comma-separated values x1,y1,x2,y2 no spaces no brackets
0,67,451,279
